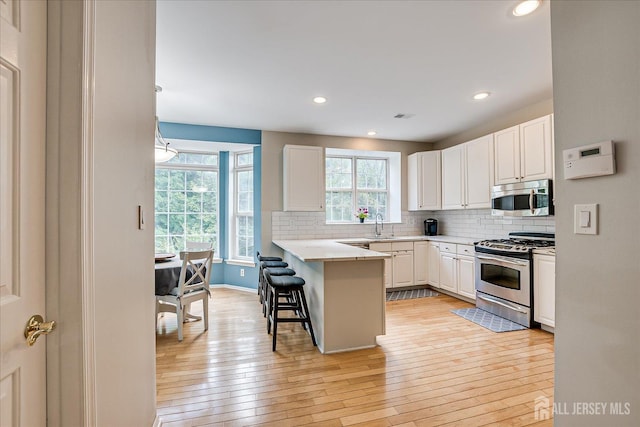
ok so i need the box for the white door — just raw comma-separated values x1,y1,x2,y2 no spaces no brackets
0,1,48,426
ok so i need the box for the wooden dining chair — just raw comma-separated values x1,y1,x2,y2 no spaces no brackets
156,249,213,341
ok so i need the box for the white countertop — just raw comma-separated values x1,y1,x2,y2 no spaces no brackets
273,239,391,262
273,234,481,262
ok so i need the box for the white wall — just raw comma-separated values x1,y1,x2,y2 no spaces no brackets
261,131,433,252
46,1,157,426
93,1,157,425
434,98,554,150
551,1,640,425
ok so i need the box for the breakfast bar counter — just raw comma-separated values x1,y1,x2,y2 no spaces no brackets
272,239,390,353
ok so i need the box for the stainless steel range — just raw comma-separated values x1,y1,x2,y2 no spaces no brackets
474,232,555,327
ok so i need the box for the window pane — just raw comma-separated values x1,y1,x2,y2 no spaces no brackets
169,170,185,191
155,190,168,212
326,157,352,189
168,191,185,212
236,215,254,258
155,165,218,254
237,152,253,166
357,158,387,189
155,169,169,190
358,192,388,218
325,191,353,222
167,152,218,166
237,170,253,213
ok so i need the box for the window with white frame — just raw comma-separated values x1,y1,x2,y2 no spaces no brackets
325,154,389,223
233,151,254,259
155,151,219,254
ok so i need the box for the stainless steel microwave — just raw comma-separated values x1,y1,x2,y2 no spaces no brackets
491,179,554,217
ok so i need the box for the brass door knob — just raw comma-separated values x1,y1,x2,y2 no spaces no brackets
24,315,56,346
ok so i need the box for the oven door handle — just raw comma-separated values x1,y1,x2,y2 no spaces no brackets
477,294,528,314
476,255,529,267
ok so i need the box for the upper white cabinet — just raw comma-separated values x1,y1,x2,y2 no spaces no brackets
283,145,325,211
408,151,441,211
494,115,554,185
441,134,493,210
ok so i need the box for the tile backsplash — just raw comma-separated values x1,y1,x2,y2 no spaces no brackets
272,209,555,241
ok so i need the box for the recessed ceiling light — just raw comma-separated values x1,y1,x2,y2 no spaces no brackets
313,96,327,104
367,130,377,136
473,92,491,100
513,0,541,17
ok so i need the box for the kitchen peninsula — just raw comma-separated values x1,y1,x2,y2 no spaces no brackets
272,239,390,353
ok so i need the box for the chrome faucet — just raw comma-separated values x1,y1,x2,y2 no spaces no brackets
374,213,384,237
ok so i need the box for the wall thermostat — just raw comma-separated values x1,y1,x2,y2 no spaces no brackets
563,140,616,180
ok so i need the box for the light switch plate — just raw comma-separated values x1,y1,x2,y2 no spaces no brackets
574,204,598,235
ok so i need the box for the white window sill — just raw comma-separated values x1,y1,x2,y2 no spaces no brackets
213,258,223,264
225,259,256,267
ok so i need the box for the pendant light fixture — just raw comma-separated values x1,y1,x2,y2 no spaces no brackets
154,85,177,163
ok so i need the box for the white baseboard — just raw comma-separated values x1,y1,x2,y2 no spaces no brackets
153,414,162,427
210,283,256,293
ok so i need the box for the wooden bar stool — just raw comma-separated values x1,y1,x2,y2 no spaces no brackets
258,260,289,304
260,264,295,316
264,270,316,352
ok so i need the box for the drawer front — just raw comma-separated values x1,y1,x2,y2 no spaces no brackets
457,244,475,256
391,241,414,251
440,243,457,253
370,242,392,252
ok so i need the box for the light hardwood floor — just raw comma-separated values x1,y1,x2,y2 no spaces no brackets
156,288,554,426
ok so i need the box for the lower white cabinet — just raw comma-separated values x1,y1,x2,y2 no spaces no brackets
370,242,414,289
413,241,429,285
393,251,414,288
438,250,457,293
438,244,476,301
534,253,556,327
427,242,440,287
457,255,476,300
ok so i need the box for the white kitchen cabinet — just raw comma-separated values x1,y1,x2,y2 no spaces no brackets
393,251,414,288
441,134,493,210
534,253,555,328
413,241,429,285
283,145,325,211
408,151,441,211
438,243,476,300
494,115,553,185
441,145,464,210
438,251,457,293
457,255,476,300
427,242,440,288
370,242,414,289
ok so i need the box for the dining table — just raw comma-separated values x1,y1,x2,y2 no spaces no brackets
155,254,206,321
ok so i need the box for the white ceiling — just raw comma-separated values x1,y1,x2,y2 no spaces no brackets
156,0,552,143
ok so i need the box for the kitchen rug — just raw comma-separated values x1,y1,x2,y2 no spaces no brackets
386,288,438,302
451,307,527,333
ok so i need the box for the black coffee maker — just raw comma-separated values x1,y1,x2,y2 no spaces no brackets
424,219,438,236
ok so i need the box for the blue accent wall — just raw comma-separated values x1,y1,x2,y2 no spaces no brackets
157,122,261,290
159,122,261,145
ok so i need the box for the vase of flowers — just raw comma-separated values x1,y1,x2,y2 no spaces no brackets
355,207,369,223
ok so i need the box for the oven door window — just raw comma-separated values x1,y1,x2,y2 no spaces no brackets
480,263,521,290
